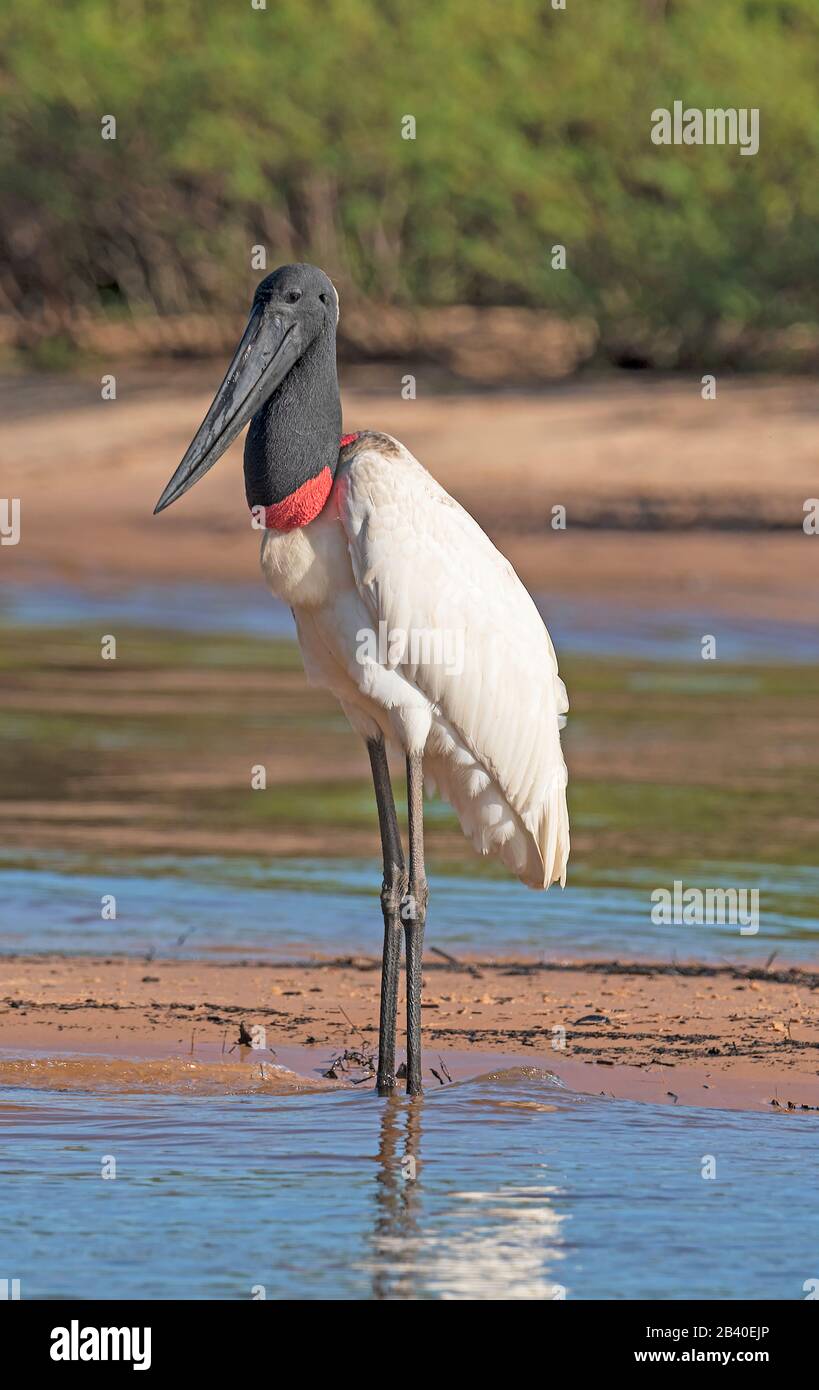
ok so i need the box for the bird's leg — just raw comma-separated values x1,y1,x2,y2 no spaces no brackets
367,737,407,1096
404,751,429,1097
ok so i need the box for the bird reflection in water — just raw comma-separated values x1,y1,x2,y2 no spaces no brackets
371,1096,424,1300
369,1089,569,1299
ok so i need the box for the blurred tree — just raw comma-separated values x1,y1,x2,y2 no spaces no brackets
1,0,818,366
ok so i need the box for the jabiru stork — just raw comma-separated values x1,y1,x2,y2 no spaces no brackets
154,263,569,1096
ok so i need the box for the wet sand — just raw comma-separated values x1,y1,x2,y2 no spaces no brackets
2,953,818,1112
2,369,815,623
0,1054,339,1096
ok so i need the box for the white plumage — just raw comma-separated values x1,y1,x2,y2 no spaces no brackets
260,430,569,889
154,262,571,1091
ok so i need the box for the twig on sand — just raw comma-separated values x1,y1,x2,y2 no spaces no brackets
228,1020,254,1052
430,945,483,979
337,1004,367,1044
322,1046,376,1082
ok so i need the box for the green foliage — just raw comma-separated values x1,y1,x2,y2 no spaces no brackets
2,0,819,364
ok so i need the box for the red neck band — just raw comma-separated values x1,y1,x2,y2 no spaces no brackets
260,434,360,531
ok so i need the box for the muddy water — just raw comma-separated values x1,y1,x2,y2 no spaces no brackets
2,1066,817,1300
1,585,818,1299
4,578,819,661
2,585,819,954
2,851,818,963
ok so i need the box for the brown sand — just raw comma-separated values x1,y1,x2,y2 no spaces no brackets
2,953,819,1113
2,370,814,620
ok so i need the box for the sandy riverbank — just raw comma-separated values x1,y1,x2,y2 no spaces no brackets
3,367,818,1114
2,953,818,1112
2,370,815,624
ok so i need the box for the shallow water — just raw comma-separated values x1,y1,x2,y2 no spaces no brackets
2,850,817,964
4,579,819,662
3,581,818,962
1,1066,816,1300
2,581,818,1302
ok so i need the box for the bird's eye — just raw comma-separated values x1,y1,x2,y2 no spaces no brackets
319,293,329,304
285,289,302,304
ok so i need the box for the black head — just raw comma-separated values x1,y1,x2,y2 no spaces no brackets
253,263,339,330
154,263,340,515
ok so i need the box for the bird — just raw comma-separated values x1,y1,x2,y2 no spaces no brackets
154,263,569,1097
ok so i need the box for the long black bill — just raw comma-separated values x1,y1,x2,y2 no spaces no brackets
153,304,302,513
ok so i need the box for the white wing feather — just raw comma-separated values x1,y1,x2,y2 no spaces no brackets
335,434,569,889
